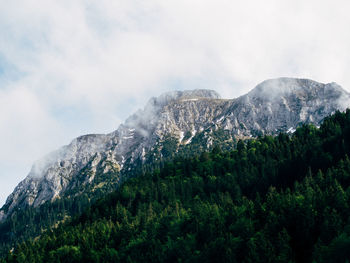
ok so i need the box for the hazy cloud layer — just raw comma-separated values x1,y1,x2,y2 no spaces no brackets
0,0,349,205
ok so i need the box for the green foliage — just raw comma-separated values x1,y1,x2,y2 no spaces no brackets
161,136,178,158
4,109,350,262
183,131,192,142
0,160,120,256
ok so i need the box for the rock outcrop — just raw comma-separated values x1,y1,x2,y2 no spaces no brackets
1,78,349,221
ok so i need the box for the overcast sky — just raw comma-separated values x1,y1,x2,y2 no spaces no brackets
0,0,350,205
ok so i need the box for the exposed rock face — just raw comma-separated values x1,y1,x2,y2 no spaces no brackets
1,78,350,220
221,78,349,136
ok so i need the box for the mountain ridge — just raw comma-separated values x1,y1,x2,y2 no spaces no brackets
1,78,349,221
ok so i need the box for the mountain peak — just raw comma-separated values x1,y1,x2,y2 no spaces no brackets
147,89,221,107
2,78,350,221
248,78,348,101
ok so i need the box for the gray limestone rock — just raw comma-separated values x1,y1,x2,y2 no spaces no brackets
1,80,350,221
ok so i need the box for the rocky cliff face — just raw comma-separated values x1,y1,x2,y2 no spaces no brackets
1,78,349,220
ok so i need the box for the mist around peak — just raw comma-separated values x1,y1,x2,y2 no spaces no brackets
246,78,349,103
147,89,221,107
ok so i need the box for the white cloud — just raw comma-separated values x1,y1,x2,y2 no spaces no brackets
0,0,350,204
0,85,64,203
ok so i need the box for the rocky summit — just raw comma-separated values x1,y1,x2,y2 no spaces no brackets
1,78,350,221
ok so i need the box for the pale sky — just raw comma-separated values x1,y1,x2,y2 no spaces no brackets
1,0,350,205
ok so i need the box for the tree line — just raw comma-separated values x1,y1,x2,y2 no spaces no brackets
3,110,350,262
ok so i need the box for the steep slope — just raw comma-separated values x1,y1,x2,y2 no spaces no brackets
5,109,350,263
218,78,349,136
1,78,349,221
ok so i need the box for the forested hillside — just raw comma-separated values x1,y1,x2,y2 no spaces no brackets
3,110,350,262
0,167,120,256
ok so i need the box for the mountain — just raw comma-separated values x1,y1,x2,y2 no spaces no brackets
5,109,350,263
1,77,349,221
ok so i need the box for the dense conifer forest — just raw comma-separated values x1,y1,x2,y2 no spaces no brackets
3,110,350,262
